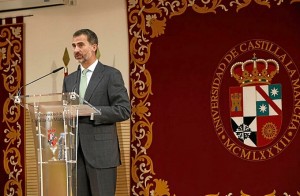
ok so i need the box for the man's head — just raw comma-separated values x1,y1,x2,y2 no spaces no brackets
72,29,98,67
73,29,98,46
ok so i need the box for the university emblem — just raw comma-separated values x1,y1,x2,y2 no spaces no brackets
47,129,58,147
229,56,282,148
210,39,300,161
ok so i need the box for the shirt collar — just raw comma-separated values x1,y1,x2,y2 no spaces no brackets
80,60,98,72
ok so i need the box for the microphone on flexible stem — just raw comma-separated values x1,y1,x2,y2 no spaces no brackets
15,67,64,100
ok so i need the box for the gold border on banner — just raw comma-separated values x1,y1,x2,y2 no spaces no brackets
0,23,24,195
128,1,300,195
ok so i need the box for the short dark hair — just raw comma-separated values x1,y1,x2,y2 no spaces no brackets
73,29,98,45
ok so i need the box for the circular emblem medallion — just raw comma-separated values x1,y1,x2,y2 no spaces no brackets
210,39,300,161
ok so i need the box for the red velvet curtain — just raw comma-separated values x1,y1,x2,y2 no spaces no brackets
128,1,300,195
0,18,25,196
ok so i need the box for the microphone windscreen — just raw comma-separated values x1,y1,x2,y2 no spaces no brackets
52,67,64,73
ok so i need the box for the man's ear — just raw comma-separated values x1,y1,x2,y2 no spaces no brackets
92,44,98,52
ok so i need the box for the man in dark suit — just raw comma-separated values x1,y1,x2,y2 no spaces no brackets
63,29,130,196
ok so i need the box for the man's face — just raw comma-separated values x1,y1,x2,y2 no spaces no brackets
72,34,97,66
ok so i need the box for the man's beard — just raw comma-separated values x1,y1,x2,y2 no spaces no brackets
75,54,86,64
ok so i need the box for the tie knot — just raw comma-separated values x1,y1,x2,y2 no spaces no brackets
82,69,88,76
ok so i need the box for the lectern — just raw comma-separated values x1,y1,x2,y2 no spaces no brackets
12,92,100,196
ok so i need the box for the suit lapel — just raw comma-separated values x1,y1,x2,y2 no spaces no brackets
75,68,81,95
84,62,105,102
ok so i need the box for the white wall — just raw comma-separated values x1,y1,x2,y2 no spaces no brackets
0,0,129,95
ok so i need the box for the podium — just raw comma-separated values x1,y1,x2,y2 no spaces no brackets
12,92,100,196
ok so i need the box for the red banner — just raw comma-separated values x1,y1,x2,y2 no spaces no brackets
0,20,25,195
128,1,300,195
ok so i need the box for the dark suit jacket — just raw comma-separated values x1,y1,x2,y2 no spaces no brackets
63,61,130,168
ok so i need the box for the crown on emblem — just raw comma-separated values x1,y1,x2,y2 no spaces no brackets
230,54,279,86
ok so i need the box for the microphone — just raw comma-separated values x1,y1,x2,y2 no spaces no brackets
52,67,64,73
17,66,64,97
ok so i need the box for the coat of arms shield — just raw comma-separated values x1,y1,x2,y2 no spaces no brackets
229,57,282,148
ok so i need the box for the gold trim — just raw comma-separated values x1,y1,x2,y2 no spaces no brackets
1,24,24,195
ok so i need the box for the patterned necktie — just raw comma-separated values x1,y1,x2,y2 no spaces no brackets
79,69,88,103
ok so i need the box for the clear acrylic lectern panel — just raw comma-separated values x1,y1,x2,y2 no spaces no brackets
12,92,100,196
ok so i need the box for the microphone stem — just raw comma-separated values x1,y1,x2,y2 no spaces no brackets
25,72,52,87
17,67,64,96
